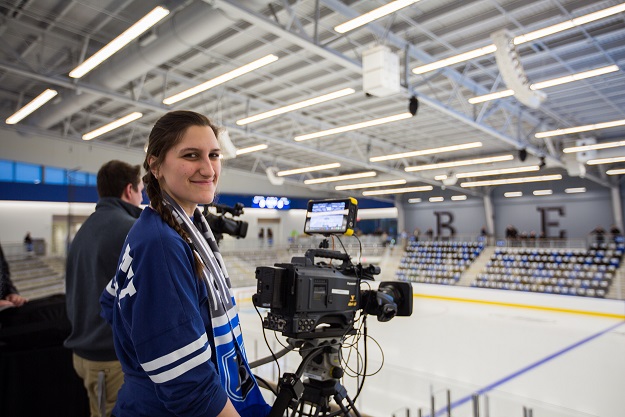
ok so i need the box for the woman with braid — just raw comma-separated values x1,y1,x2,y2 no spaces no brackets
100,111,270,417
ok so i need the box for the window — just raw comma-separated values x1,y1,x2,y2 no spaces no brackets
44,166,67,185
15,162,42,184
0,160,13,181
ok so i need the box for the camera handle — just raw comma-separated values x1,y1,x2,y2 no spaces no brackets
304,248,351,264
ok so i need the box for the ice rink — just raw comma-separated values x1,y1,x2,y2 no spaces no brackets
235,284,625,417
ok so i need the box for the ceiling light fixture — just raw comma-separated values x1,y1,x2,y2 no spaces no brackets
236,88,355,125
469,65,619,104
563,139,625,153
504,191,523,198
82,112,143,140
533,189,553,196
460,174,562,188
413,4,625,75
362,185,433,196
535,119,625,138
455,165,540,178
334,0,422,33
434,174,448,180
304,171,377,185
370,141,482,162
468,90,515,104
69,6,170,78
5,89,58,124
606,168,625,175
429,197,444,202
405,154,514,172
277,162,341,176
408,198,422,203
565,187,587,193
335,179,407,191
163,54,279,105
294,112,412,141
235,144,268,155
451,195,467,201
587,156,625,165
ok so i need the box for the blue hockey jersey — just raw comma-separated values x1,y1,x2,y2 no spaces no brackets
101,207,270,417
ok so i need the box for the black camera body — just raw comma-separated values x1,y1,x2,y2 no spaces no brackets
203,202,248,242
254,253,359,338
253,248,413,339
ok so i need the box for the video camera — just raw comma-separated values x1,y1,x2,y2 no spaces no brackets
202,202,248,243
253,198,412,339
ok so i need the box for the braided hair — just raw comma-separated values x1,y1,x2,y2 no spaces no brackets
143,110,220,276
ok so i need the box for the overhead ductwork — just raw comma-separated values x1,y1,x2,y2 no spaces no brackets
35,1,264,129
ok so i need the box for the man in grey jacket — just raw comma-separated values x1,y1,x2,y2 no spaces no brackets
65,160,143,417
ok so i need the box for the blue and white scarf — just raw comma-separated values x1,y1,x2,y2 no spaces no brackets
163,194,268,413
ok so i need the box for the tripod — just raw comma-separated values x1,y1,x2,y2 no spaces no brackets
268,337,362,417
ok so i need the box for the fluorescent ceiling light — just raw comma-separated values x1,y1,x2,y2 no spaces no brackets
370,141,482,162
335,179,407,191
236,88,355,125
235,144,268,155
429,197,444,202
565,187,586,193
563,139,625,153
504,191,523,198
455,165,540,178
530,65,619,90
451,195,467,201
413,45,497,75
362,185,433,196
304,171,377,185
468,90,515,104
469,65,618,104
514,4,625,44
434,174,448,180
304,171,377,184
606,168,625,175
408,198,422,203
413,4,625,75
334,0,422,34
69,7,169,78
587,156,625,165
5,89,58,124
533,189,553,196
82,112,143,140
535,119,625,138
461,174,562,188
294,112,412,141
405,154,514,172
277,162,340,176
163,54,279,105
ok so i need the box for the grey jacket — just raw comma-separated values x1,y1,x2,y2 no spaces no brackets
64,197,142,361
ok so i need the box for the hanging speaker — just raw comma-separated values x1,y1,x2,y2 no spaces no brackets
519,149,527,162
218,129,237,160
491,29,546,109
265,167,285,186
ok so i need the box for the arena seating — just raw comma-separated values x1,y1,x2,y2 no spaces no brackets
471,242,625,298
396,240,484,285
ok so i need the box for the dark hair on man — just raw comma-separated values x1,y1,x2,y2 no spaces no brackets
97,160,142,198
143,110,220,275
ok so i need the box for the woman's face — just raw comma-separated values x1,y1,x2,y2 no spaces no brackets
151,125,221,216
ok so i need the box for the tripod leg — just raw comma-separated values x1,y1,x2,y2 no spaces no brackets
332,383,362,417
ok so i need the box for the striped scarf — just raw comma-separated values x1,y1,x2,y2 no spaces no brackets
162,193,262,405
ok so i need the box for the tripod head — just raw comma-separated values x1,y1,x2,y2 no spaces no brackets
268,336,362,417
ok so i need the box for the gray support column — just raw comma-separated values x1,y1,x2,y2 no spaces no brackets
396,197,406,237
483,193,495,237
611,186,624,231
